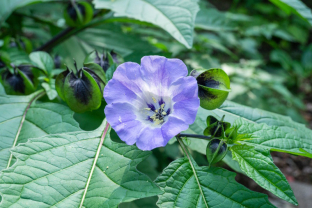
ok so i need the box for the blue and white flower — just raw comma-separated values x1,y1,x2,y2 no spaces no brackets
104,56,199,150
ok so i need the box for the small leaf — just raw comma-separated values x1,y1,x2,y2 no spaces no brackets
231,145,298,205
156,157,275,208
41,79,58,100
93,0,199,48
29,51,54,75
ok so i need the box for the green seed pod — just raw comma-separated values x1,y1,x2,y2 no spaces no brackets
203,115,231,137
64,2,93,27
0,65,38,95
206,139,228,165
55,62,105,113
191,68,230,110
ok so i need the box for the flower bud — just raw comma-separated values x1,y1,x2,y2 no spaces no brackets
55,62,105,113
225,127,238,142
54,55,62,68
6,37,32,53
64,2,93,27
191,68,230,110
0,65,38,95
203,115,231,137
0,60,4,69
84,50,118,73
206,139,228,165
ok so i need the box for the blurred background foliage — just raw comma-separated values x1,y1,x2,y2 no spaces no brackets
2,0,311,122
1,0,312,206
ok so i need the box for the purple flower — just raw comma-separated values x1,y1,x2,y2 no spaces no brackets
104,56,199,150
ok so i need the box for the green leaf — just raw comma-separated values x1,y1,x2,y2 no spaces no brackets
215,100,312,134
93,0,199,48
6,48,31,66
119,196,158,208
0,90,44,171
54,23,156,67
156,157,275,208
0,121,162,207
18,102,81,145
196,8,232,31
41,79,58,100
234,118,312,158
270,0,312,26
231,145,297,205
29,51,54,75
0,0,54,27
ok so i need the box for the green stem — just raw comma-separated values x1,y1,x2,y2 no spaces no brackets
178,133,212,140
35,10,104,52
177,136,209,208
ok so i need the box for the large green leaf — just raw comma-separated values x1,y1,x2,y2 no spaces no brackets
0,87,82,171
156,157,275,208
0,120,162,207
18,102,81,144
93,0,199,48
234,118,312,158
210,101,312,152
183,100,312,169
231,145,297,205
0,90,44,171
270,0,312,26
0,0,54,26
216,100,310,129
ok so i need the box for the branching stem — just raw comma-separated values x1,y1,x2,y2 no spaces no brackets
178,133,212,140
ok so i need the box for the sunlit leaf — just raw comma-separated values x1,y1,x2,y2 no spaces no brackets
93,0,199,48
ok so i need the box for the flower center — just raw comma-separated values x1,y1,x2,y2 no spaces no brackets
141,96,171,126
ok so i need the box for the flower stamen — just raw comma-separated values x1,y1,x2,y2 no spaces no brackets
146,99,170,125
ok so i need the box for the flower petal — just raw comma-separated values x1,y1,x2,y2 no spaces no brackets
136,127,167,151
104,79,138,104
170,76,198,103
140,56,188,90
112,62,147,96
161,116,189,140
113,120,145,145
105,103,137,127
171,98,199,124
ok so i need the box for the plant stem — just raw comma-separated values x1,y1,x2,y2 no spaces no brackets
177,136,209,208
178,133,212,140
35,27,75,52
35,10,102,52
